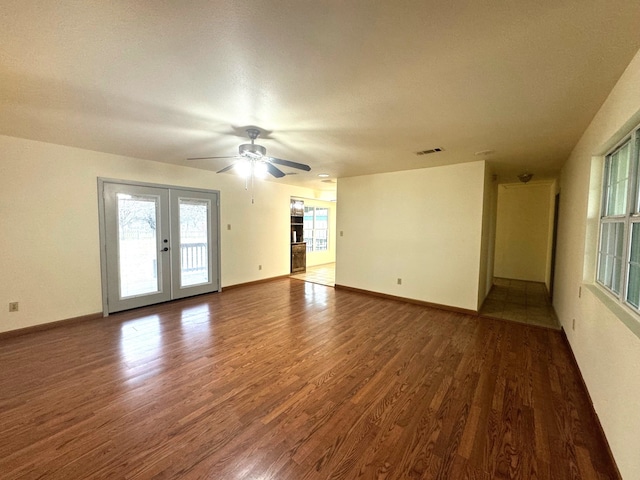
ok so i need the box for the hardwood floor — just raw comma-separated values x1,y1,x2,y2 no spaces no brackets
0,279,617,479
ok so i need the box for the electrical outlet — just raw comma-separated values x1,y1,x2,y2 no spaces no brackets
258,265,262,270
9,302,19,312
572,318,575,331
397,278,402,285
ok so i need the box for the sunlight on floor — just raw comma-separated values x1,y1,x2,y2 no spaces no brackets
290,262,335,287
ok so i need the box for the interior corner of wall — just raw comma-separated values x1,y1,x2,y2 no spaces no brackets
583,156,604,283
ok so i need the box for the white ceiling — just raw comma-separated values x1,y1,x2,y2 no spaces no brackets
2,1,640,192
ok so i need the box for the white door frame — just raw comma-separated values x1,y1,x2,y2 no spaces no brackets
98,178,221,316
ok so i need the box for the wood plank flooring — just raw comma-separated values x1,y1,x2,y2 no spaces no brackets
0,279,617,479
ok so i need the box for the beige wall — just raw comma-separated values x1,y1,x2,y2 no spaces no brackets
555,47,640,480
478,169,498,308
494,183,553,285
336,161,486,312
0,135,319,333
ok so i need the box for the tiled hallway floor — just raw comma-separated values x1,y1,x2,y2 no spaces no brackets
291,271,559,329
290,262,335,287
480,278,560,330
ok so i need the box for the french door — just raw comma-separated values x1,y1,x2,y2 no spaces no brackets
100,180,220,314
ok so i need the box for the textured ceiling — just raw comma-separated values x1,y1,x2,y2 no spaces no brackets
2,1,640,192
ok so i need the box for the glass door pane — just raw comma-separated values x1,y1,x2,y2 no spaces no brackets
179,198,210,287
103,183,171,313
117,193,161,297
170,189,219,300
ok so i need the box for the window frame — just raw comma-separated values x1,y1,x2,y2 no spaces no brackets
303,206,329,253
597,126,640,311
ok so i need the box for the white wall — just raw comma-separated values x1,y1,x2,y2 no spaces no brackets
336,161,486,312
494,183,553,285
555,47,640,480
0,135,318,333
478,170,498,308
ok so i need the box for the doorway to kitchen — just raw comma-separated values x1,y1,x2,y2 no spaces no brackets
289,196,336,287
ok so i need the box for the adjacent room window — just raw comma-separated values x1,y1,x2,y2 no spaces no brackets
597,127,640,310
303,206,329,252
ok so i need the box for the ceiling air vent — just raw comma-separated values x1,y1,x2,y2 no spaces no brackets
416,148,443,156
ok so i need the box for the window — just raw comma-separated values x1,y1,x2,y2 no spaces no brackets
597,127,640,310
303,206,329,252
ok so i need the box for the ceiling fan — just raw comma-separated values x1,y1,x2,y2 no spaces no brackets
188,128,311,178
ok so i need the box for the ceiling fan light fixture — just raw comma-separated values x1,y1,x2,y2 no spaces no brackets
188,127,311,181
254,161,268,179
239,143,266,157
235,160,251,178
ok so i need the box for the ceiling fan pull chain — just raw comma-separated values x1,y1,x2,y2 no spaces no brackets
251,165,255,204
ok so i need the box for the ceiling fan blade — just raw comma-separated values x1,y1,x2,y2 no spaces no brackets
268,157,311,171
266,163,286,178
187,155,239,161
216,164,235,174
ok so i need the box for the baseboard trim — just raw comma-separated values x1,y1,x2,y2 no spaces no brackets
560,327,622,480
0,279,476,338
1,276,292,339
0,312,103,341
223,274,292,291
334,284,478,316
